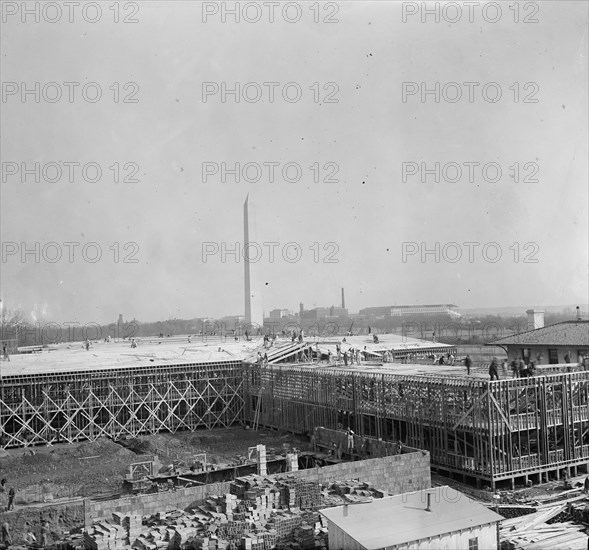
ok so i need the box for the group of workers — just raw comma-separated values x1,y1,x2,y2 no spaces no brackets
0,479,53,548
1,520,50,548
463,350,587,381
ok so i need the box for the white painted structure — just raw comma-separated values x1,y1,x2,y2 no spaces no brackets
320,486,502,550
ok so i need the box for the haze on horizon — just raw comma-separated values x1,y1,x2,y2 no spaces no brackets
1,1,587,326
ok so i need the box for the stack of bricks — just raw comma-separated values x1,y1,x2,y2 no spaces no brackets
85,476,383,550
293,526,315,549
264,512,303,542
217,520,246,540
84,519,127,550
285,454,298,472
224,493,238,517
241,535,265,550
280,478,322,511
122,515,143,544
256,445,267,476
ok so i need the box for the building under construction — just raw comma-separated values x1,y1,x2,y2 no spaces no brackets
1,333,588,491
245,361,589,490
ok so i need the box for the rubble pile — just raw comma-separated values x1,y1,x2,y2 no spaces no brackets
83,476,384,550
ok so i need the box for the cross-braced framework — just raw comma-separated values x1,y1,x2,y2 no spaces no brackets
0,360,244,448
244,365,589,489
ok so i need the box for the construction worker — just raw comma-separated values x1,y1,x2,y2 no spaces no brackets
464,355,472,375
489,358,499,381
6,487,15,511
2,344,9,362
528,359,537,377
41,522,50,548
1,522,11,547
517,357,526,377
511,358,519,378
346,429,354,453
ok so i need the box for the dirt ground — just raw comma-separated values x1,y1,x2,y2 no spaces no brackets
0,427,311,504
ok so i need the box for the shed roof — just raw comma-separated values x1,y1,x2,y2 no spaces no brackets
320,486,502,550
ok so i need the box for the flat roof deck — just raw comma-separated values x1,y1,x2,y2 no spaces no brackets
0,337,255,377
314,334,455,353
261,360,584,383
0,333,455,379
268,361,491,379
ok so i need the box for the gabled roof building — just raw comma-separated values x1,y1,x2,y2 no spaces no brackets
491,310,589,365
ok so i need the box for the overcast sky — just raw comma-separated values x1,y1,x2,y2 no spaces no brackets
1,1,588,324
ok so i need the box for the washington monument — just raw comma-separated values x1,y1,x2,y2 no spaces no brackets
243,195,264,328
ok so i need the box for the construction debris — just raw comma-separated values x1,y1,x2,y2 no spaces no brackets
499,495,589,549
83,476,384,550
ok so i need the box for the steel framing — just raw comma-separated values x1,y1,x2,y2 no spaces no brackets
244,365,589,489
0,360,244,448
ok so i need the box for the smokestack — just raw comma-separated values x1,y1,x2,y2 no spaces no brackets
526,309,545,330
426,492,432,512
341,288,345,309
576,306,581,320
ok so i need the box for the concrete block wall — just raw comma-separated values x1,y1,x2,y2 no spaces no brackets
84,481,230,527
85,451,430,526
274,450,431,496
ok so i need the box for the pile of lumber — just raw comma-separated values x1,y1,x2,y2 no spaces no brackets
500,499,589,550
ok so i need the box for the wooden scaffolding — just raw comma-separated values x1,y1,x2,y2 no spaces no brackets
244,365,589,489
0,360,244,448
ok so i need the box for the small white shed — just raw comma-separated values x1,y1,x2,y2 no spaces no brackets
320,485,502,550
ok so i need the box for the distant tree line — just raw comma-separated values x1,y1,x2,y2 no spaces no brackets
0,308,580,348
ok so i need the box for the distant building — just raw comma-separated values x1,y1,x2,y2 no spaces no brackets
300,306,349,320
268,309,292,320
220,315,244,325
320,486,502,550
359,304,461,319
301,307,330,321
328,306,348,317
492,310,589,364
